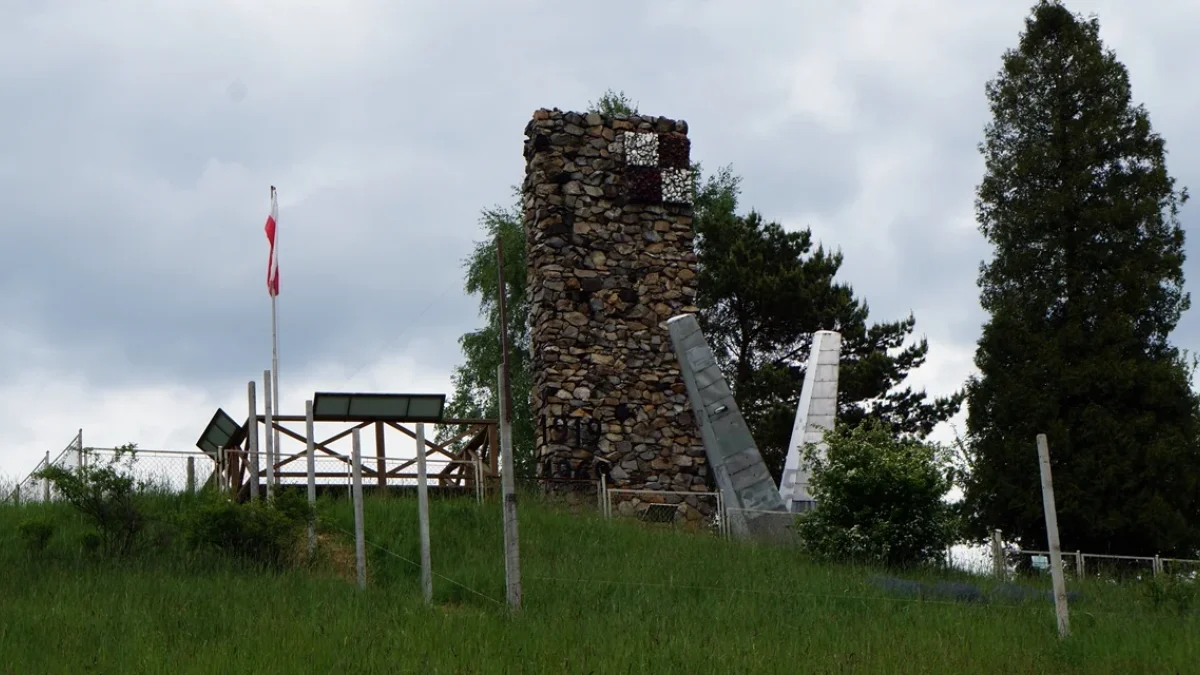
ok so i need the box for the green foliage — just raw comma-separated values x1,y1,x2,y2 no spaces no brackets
963,1,1200,556
0,496,1195,672
443,198,537,477
587,89,638,115
79,530,101,554
693,168,963,479
795,419,957,568
36,443,148,556
1141,575,1196,616
184,495,307,569
17,517,54,555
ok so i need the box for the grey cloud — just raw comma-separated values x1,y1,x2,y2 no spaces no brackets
4,0,1200,465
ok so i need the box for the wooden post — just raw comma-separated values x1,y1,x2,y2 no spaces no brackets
416,423,433,604
247,380,260,501
498,364,522,610
263,370,275,501
375,421,387,490
306,400,317,558
186,456,196,495
1154,555,1162,576
497,236,523,612
1075,551,1083,578
43,451,50,501
1036,434,1070,638
351,428,366,590
599,473,607,513
77,428,84,469
991,529,1005,579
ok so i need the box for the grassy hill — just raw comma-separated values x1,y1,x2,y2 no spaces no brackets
0,492,1195,674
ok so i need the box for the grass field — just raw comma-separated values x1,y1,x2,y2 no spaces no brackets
0,491,1195,674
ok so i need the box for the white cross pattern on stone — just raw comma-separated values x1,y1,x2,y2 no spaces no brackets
621,131,693,205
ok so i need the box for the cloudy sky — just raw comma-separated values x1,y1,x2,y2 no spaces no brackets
2,0,1198,479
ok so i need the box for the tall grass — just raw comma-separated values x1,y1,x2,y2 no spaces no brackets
0,492,1194,674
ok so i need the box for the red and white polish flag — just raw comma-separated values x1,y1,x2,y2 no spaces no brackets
265,187,280,296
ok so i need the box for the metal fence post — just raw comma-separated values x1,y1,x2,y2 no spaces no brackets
43,451,50,502
186,456,196,495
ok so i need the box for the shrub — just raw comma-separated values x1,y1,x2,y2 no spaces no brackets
184,496,307,569
1142,575,1196,615
36,444,148,557
17,518,55,554
796,419,957,569
80,531,102,554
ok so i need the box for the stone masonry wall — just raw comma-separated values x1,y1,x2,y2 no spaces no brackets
522,109,711,520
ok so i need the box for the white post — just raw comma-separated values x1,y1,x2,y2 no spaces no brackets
992,529,1005,579
1036,434,1071,638
351,428,366,590
1154,555,1162,576
416,423,433,604
475,457,483,505
263,370,275,501
306,400,317,557
247,380,260,501
497,365,522,610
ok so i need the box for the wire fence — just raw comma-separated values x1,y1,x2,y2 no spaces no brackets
8,433,1199,585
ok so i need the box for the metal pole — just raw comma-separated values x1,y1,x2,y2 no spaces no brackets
43,451,50,501
1036,434,1071,638
992,529,1005,579
306,400,317,558
77,428,83,469
263,370,275,501
416,423,433,604
351,429,366,590
498,364,522,610
247,380,260,501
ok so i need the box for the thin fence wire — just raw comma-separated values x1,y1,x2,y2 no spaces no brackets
8,435,1198,586
326,522,503,606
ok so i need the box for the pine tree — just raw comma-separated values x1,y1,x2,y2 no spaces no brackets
694,169,963,479
964,1,1200,556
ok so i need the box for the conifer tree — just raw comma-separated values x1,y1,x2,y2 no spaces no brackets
964,1,1200,556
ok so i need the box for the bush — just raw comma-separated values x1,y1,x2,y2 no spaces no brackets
184,496,307,569
17,518,55,554
796,419,957,569
36,444,147,557
1142,575,1196,615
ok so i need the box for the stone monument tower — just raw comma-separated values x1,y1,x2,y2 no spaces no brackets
522,109,710,516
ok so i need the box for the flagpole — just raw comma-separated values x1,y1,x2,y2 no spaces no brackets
271,289,280,489
267,185,282,490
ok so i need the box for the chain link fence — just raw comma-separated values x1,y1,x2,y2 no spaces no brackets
7,435,217,503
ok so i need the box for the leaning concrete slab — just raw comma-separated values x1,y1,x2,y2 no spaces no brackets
778,330,841,513
665,314,790,540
